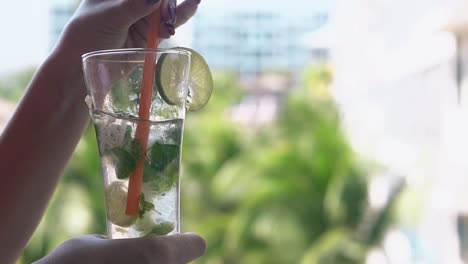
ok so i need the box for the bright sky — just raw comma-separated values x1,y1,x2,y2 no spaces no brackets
202,0,334,14
0,0,195,75
0,1,50,75
0,0,194,76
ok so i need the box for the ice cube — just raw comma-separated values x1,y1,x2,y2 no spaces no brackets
85,95,93,109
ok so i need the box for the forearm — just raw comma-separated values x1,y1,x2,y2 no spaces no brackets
0,48,89,263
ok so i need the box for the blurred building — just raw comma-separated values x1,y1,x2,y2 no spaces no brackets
326,0,468,263
302,23,332,65
50,0,80,49
446,2,468,105
445,4,468,263
193,0,333,126
191,0,331,76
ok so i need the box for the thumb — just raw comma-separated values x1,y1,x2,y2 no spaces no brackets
114,0,163,25
99,233,206,263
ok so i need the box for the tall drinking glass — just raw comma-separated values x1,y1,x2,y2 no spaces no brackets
82,49,191,239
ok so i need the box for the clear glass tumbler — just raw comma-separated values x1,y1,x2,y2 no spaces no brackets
82,48,191,238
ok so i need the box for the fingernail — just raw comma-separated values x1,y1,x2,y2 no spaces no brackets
168,0,177,24
165,22,175,35
147,0,160,4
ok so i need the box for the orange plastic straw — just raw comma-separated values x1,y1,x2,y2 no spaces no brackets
126,10,161,215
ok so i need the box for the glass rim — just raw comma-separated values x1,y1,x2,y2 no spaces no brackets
82,48,191,63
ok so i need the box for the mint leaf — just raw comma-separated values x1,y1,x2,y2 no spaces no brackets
139,193,155,218
109,148,136,179
143,142,179,183
147,143,179,171
166,125,183,145
124,125,132,142
148,170,177,193
146,221,175,236
129,139,143,161
143,162,161,182
105,137,144,180
143,158,179,192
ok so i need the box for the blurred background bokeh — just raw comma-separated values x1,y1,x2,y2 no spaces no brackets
3,0,468,263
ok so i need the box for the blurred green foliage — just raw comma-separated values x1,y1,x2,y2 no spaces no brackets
0,68,35,101
1,65,396,264
17,127,106,263
182,68,372,264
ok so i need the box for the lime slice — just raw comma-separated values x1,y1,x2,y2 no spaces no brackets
155,52,184,106
156,47,213,111
105,181,136,227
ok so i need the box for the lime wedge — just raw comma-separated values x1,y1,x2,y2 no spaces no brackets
105,181,136,227
156,47,213,111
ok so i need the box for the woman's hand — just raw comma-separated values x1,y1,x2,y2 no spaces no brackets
35,233,206,264
57,0,200,58
0,1,202,263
